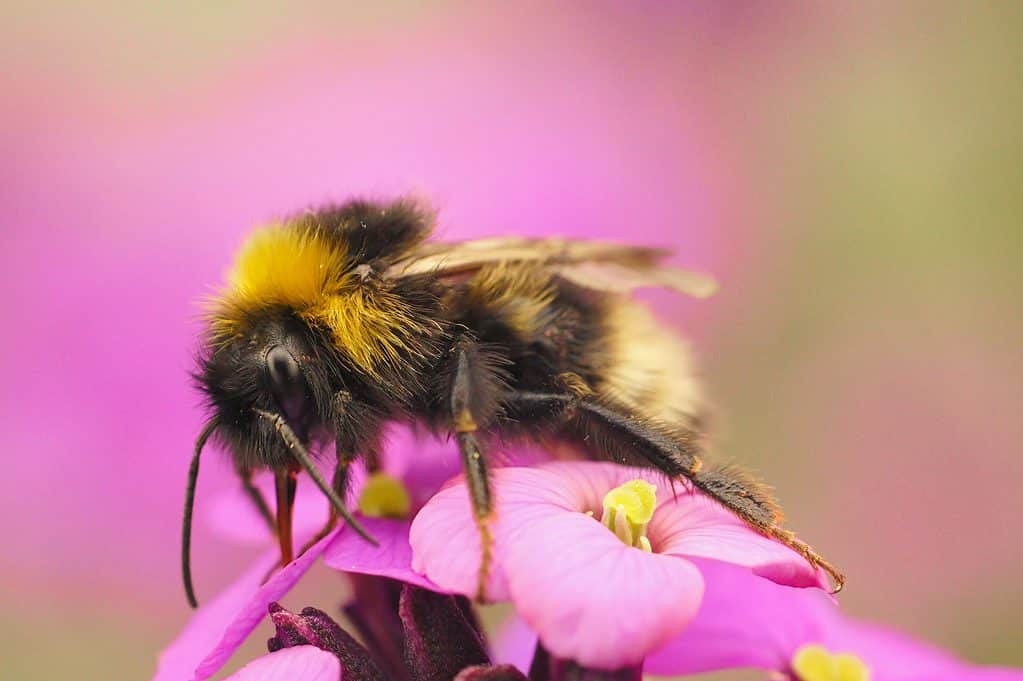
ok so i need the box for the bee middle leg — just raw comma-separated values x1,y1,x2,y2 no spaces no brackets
447,337,506,602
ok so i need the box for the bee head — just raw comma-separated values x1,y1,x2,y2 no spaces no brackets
197,312,336,470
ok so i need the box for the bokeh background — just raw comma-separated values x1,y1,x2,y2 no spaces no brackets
1,2,1020,679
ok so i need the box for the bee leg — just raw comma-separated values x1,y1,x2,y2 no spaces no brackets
237,465,275,534
448,337,504,603
274,467,298,567
691,465,846,593
457,430,494,603
504,391,845,592
504,392,703,476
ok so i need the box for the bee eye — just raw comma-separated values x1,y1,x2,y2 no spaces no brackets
266,345,310,425
267,345,302,389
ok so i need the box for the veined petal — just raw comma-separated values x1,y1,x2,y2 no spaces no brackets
502,510,704,669
154,530,337,681
222,647,341,681
323,515,448,591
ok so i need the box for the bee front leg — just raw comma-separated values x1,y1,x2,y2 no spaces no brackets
237,465,275,535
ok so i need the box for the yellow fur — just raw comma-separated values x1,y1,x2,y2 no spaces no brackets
599,299,703,426
209,224,427,376
464,263,556,337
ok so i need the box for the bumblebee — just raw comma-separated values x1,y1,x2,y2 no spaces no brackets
183,198,843,607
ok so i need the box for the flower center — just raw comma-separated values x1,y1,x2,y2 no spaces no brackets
600,479,657,552
357,472,411,519
791,644,870,681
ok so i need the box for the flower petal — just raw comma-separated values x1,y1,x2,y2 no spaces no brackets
323,516,447,591
652,492,828,588
222,647,341,681
645,559,1023,681
410,481,513,600
154,530,337,681
383,427,464,511
821,617,1023,681
644,558,829,676
502,511,704,669
490,614,538,673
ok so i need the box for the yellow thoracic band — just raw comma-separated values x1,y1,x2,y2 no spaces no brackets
209,224,430,376
600,479,657,552
358,472,412,520
791,644,870,681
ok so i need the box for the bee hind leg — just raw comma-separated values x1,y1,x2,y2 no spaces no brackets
503,391,845,593
691,465,846,593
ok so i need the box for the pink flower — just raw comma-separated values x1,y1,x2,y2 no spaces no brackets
155,427,458,681
641,559,1023,680
410,462,826,670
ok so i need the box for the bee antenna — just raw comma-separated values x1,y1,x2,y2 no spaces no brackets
182,418,219,609
255,409,378,547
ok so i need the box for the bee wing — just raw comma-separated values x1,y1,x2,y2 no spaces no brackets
385,237,717,298
552,260,717,298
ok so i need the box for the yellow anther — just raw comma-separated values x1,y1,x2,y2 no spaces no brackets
357,473,411,519
600,479,657,550
792,644,870,681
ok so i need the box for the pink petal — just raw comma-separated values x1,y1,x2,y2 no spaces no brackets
409,481,513,601
502,511,705,669
385,427,465,511
222,647,341,681
322,515,448,591
154,530,337,681
644,558,828,676
491,614,538,673
646,560,1023,681
652,492,827,588
822,617,1023,681
410,464,617,600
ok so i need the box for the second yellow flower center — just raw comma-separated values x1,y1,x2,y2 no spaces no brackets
600,479,657,552
792,644,870,681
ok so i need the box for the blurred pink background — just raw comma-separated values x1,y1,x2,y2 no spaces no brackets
1,3,1020,679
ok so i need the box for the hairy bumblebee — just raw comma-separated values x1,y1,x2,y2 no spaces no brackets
183,198,844,607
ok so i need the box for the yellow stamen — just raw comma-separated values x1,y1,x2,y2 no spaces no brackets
357,473,411,519
600,479,656,551
792,644,870,681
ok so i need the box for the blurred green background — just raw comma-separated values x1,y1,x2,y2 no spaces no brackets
1,3,1019,679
